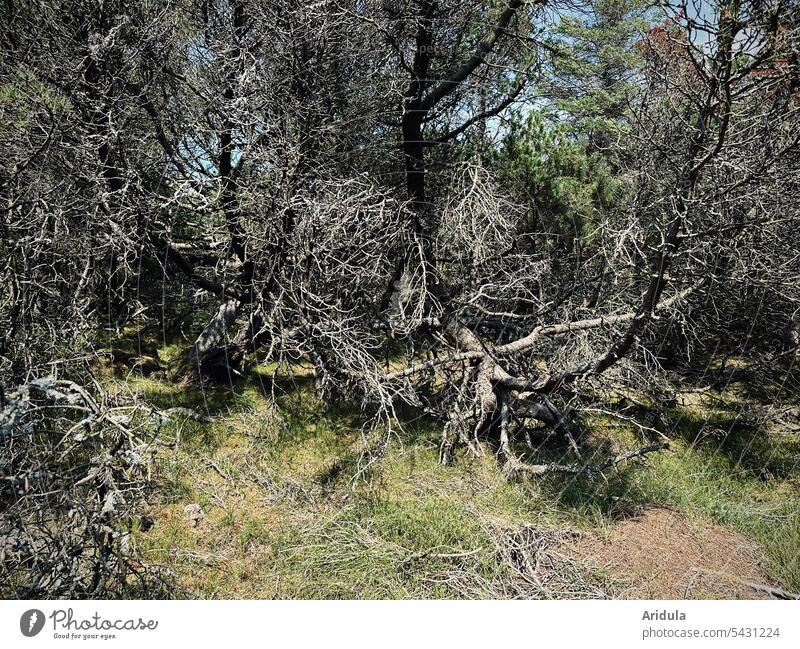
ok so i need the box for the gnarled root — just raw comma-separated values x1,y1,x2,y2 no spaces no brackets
433,358,668,480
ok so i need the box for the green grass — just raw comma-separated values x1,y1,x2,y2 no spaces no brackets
128,376,592,597
536,404,800,592
117,348,800,598
633,437,800,591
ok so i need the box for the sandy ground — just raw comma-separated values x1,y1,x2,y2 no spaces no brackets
565,507,776,599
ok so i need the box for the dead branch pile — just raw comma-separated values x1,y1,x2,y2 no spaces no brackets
0,377,171,598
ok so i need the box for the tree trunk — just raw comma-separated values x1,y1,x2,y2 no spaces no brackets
179,297,242,382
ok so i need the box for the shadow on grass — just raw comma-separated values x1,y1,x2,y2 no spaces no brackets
663,406,800,482
530,438,650,524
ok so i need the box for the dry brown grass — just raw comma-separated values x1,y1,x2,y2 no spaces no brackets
564,507,775,599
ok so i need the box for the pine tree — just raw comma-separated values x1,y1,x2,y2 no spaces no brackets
551,0,652,149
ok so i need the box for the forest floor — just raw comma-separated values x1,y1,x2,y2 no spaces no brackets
104,344,800,599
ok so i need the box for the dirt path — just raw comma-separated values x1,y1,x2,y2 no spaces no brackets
565,508,776,599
